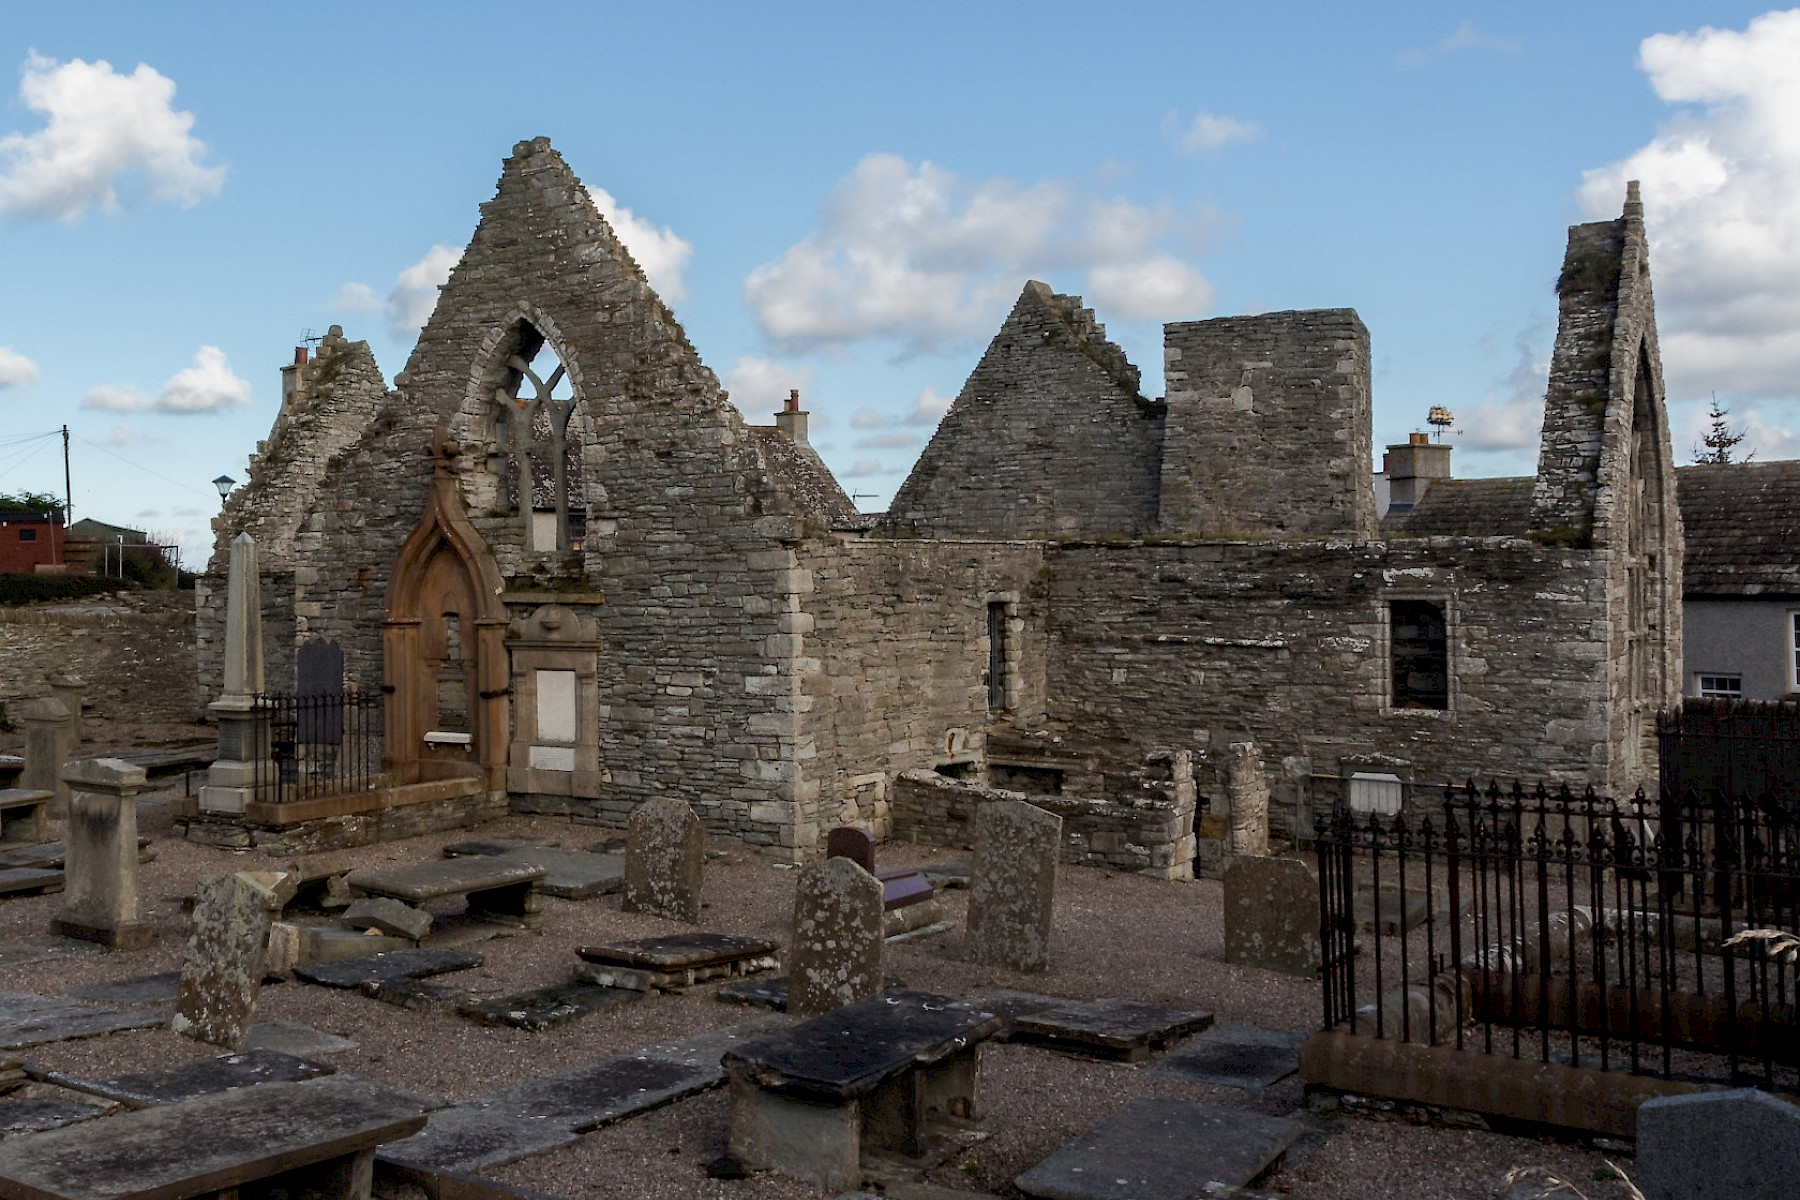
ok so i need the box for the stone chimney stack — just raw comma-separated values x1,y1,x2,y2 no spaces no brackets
775,388,809,445
1383,432,1452,512
279,345,312,414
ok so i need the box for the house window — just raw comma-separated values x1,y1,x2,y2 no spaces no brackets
17,528,35,542
1389,599,1448,710
1697,674,1742,699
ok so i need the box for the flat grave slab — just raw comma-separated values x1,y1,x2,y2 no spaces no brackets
641,1016,795,1070
0,1076,428,1200
716,976,788,1010
458,980,641,1031
0,868,61,897
247,1020,359,1057
575,932,780,992
473,1053,721,1131
377,1105,580,1174
69,1049,334,1106
365,977,467,1013
970,991,1071,1038
1148,1025,1307,1090
346,858,546,904
0,1095,116,1137
294,946,482,989
0,939,101,968
922,860,971,890
0,993,162,1050
1010,999,1213,1062
443,841,625,900
1014,1096,1301,1200
0,839,153,871
64,972,180,1007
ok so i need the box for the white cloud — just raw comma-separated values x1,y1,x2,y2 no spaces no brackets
1456,322,1551,453
1579,10,1800,401
722,355,817,420
81,345,250,414
1085,256,1213,320
587,186,693,303
0,346,39,388
744,153,1214,353
850,406,887,430
906,387,952,426
843,459,891,479
855,430,921,450
0,53,223,220
106,423,156,446
1395,21,1523,69
1170,111,1263,153
391,244,463,336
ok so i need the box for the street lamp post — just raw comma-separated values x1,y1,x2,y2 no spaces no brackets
212,475,236,506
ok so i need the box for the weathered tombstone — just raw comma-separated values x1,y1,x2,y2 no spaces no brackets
295,637,344,745
1225,740,1270,859
49,758,152,950
19,697,73,817
198,533,271,815
788,857,884,1018
824,824,876,874
621,797,704,923
172,873,279,1051
967,799,1060,973
1636,1087,1800,1200
1222,855,1319,976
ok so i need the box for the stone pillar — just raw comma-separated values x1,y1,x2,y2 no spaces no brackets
788,856,884,1018
20,696,73,817
1225,741,1270,859
46,671,84,743
968,798,1061,973
50,758,153,950
199,533,271,815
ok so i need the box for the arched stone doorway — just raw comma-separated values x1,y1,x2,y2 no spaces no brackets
383,429,509,788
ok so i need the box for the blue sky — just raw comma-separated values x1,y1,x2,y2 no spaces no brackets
2,3,1797,565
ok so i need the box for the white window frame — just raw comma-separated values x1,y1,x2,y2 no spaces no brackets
1791,611,1800,694
1696,673,1743,699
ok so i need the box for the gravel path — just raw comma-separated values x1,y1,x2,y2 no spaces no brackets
0,789,1634,1199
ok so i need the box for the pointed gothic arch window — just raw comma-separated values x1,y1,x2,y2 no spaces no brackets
489,324,587,553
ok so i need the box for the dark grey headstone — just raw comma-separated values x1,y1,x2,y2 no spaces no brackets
1147,1025,1307,1089
0,1095,114,1136
247,1020,358,1057
65,972,180,1007
77,1049,334,1106
0,992,161,1049
295,639,344,744
1015,1097,1301,1199
1637,1087,1800,1200
458,981,641,1031
1010,999,1213,1062
473,1054,720,1131
825,825,876,874
294,947,482,988
378,1106,579,1173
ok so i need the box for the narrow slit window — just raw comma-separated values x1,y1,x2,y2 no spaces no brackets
987,601,1009,711
1390,599,1448,710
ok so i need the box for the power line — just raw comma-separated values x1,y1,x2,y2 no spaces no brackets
72,435,215,499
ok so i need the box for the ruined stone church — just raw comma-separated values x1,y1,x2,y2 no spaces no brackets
195,137,1681,870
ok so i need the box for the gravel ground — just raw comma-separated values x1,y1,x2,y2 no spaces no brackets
0,783,1637,1200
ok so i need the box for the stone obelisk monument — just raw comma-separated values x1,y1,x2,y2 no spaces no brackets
198,533,271,814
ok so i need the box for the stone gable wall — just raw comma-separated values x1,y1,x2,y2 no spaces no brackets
884,283,1162,540
1159,309,1375,538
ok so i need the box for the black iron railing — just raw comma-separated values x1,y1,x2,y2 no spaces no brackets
249,690,383,804
1318,781,1800,1092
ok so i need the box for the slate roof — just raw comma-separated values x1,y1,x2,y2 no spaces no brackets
1382,477,1534,539
1677,461,1800,598
749,427,867,528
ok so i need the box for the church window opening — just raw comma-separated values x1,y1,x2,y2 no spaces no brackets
435,612,469,733
489,327,586,553
987,600,1012,711
1390,599,1448,710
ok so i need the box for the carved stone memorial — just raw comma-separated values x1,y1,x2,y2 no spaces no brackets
788,856,884,1018
622,797,704,923
967,799,1060,973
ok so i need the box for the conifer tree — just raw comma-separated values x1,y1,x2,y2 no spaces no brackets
1694,397,1749,464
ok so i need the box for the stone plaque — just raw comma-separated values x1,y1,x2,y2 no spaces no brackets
968,799,1061,973
824,824,876,874
1222,856,1319,976
622,797,704,923
788,857,884,1018
172,874,275,1051
535,669,578,743
529,745,576,771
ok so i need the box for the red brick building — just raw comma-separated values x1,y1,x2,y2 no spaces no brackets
0,511,66,573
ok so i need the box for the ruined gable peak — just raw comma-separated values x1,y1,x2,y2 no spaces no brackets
1007,281,1145,400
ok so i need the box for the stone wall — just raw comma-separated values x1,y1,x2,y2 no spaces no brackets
1159,309,1375,538
0,592,197,724
884,283,1162,540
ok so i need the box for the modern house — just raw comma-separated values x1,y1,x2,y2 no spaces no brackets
1676,460,1800,700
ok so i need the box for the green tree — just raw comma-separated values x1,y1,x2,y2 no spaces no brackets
1694,397,1750,464
0,491,64,517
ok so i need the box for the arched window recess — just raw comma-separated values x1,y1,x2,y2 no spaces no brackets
487,328,585,554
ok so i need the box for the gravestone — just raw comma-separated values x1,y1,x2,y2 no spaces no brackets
825,824,876,873
49,758,152,950
19,697,73,817
968,799,1060,973
1222,856,1319,976
296,638,345,745
1225,740,1270,859
622,797,704,923
172,873,279,1051
788,857,884,1018
199,532,272,815
1636,1088,1800,1200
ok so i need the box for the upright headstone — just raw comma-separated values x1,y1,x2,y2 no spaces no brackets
19,696,73,817
788,856,885,1018
172,873,279,1052
199,533,272,815
49,758,152,950
295,638,344,746
824,824,876,874
1225,741,1270,859
1222,855,1319,976
967,799,1061,973
1636,1088,1800,1200
622,797,704,923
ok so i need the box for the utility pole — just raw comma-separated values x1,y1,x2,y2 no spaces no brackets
61,424,71,525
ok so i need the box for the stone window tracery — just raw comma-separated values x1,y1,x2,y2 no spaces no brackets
488,326,586,554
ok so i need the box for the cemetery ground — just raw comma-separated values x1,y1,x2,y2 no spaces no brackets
0,781,1633,1199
